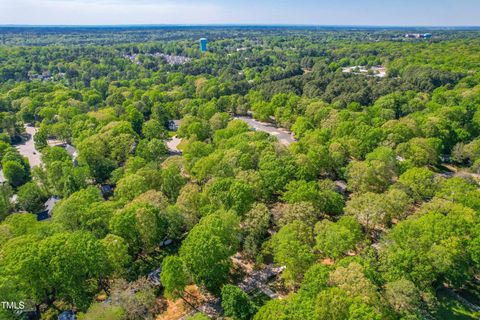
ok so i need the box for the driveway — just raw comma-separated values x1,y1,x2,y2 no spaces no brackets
166,136,182,154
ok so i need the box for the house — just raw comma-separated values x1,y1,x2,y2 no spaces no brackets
64,144,78,160
58,311,76,320
405,33,433,40
147,266,163,287
47,142,78,166
160,239,173,247
100,184,114,199
37,211,51,221
167,120,182,131
237,264,285,298
37,196,60,221
45,196,60,214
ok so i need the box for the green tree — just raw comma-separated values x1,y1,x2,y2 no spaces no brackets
115,174,149,201
205,178,256,216
221,285,257,320
110,202,169,254
258,151,297,200
161,164,186,202
384,279,421,316
298,263,331,299
0,231,111,310
107,278,160,319
142,119,165,140
266,221,315,287
52,186,106,235
242,203,271,259
101,234,131,277
282,180,343,216
178,115,211,141
253,299,288,320
187,313,210,320
315,217,363,259
135,138,167,162
78,303,125,320
435,177,480,211
346,159,395,194
3,160,28,187
291,116,314,138
179,211,240,293
0,184,13,221
315,287,381,320
77,137,116,182
1,213,41,237
16,182,48,213
396,137,441,167
344,192,388,231
161,255,188,300
277,202,318,228
315,287,352,320
176,183,206,230
397,167,437,201
209,112,230,131
328,262,379,305
379,206,474,289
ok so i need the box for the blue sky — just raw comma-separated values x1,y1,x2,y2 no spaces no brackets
0,0,479,26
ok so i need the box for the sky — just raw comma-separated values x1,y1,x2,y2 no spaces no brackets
0,0,479,26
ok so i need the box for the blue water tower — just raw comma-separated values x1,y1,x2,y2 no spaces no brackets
200,38,207,52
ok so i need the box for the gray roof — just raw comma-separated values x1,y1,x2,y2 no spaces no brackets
147,266,163,286
58,311,76,320
64,144,78,159
45,196,60,214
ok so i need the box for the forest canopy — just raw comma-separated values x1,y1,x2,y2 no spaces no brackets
0,26,479,320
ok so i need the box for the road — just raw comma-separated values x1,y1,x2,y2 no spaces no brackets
16,125,42,167
166,136,182,154
439,164,480,181
234,116,296,146
1,125,42,183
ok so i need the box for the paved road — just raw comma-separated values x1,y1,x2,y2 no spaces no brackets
16,125,42,167
234,116,296,146
439,164,480,180
166,136,182,154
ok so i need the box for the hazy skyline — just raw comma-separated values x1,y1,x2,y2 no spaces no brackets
0,0,479,26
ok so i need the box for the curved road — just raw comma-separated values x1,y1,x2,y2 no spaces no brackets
0,125,41,183
234,116,296,146
16,125,42,167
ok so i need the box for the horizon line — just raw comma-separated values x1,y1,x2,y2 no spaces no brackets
0,23,479,29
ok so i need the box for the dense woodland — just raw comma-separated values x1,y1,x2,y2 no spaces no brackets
0,26,479,320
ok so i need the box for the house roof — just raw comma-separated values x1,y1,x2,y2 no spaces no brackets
147,266,163,286
37,211,50,221
168,119,182,126
45,196,60,214
58,311,76,320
